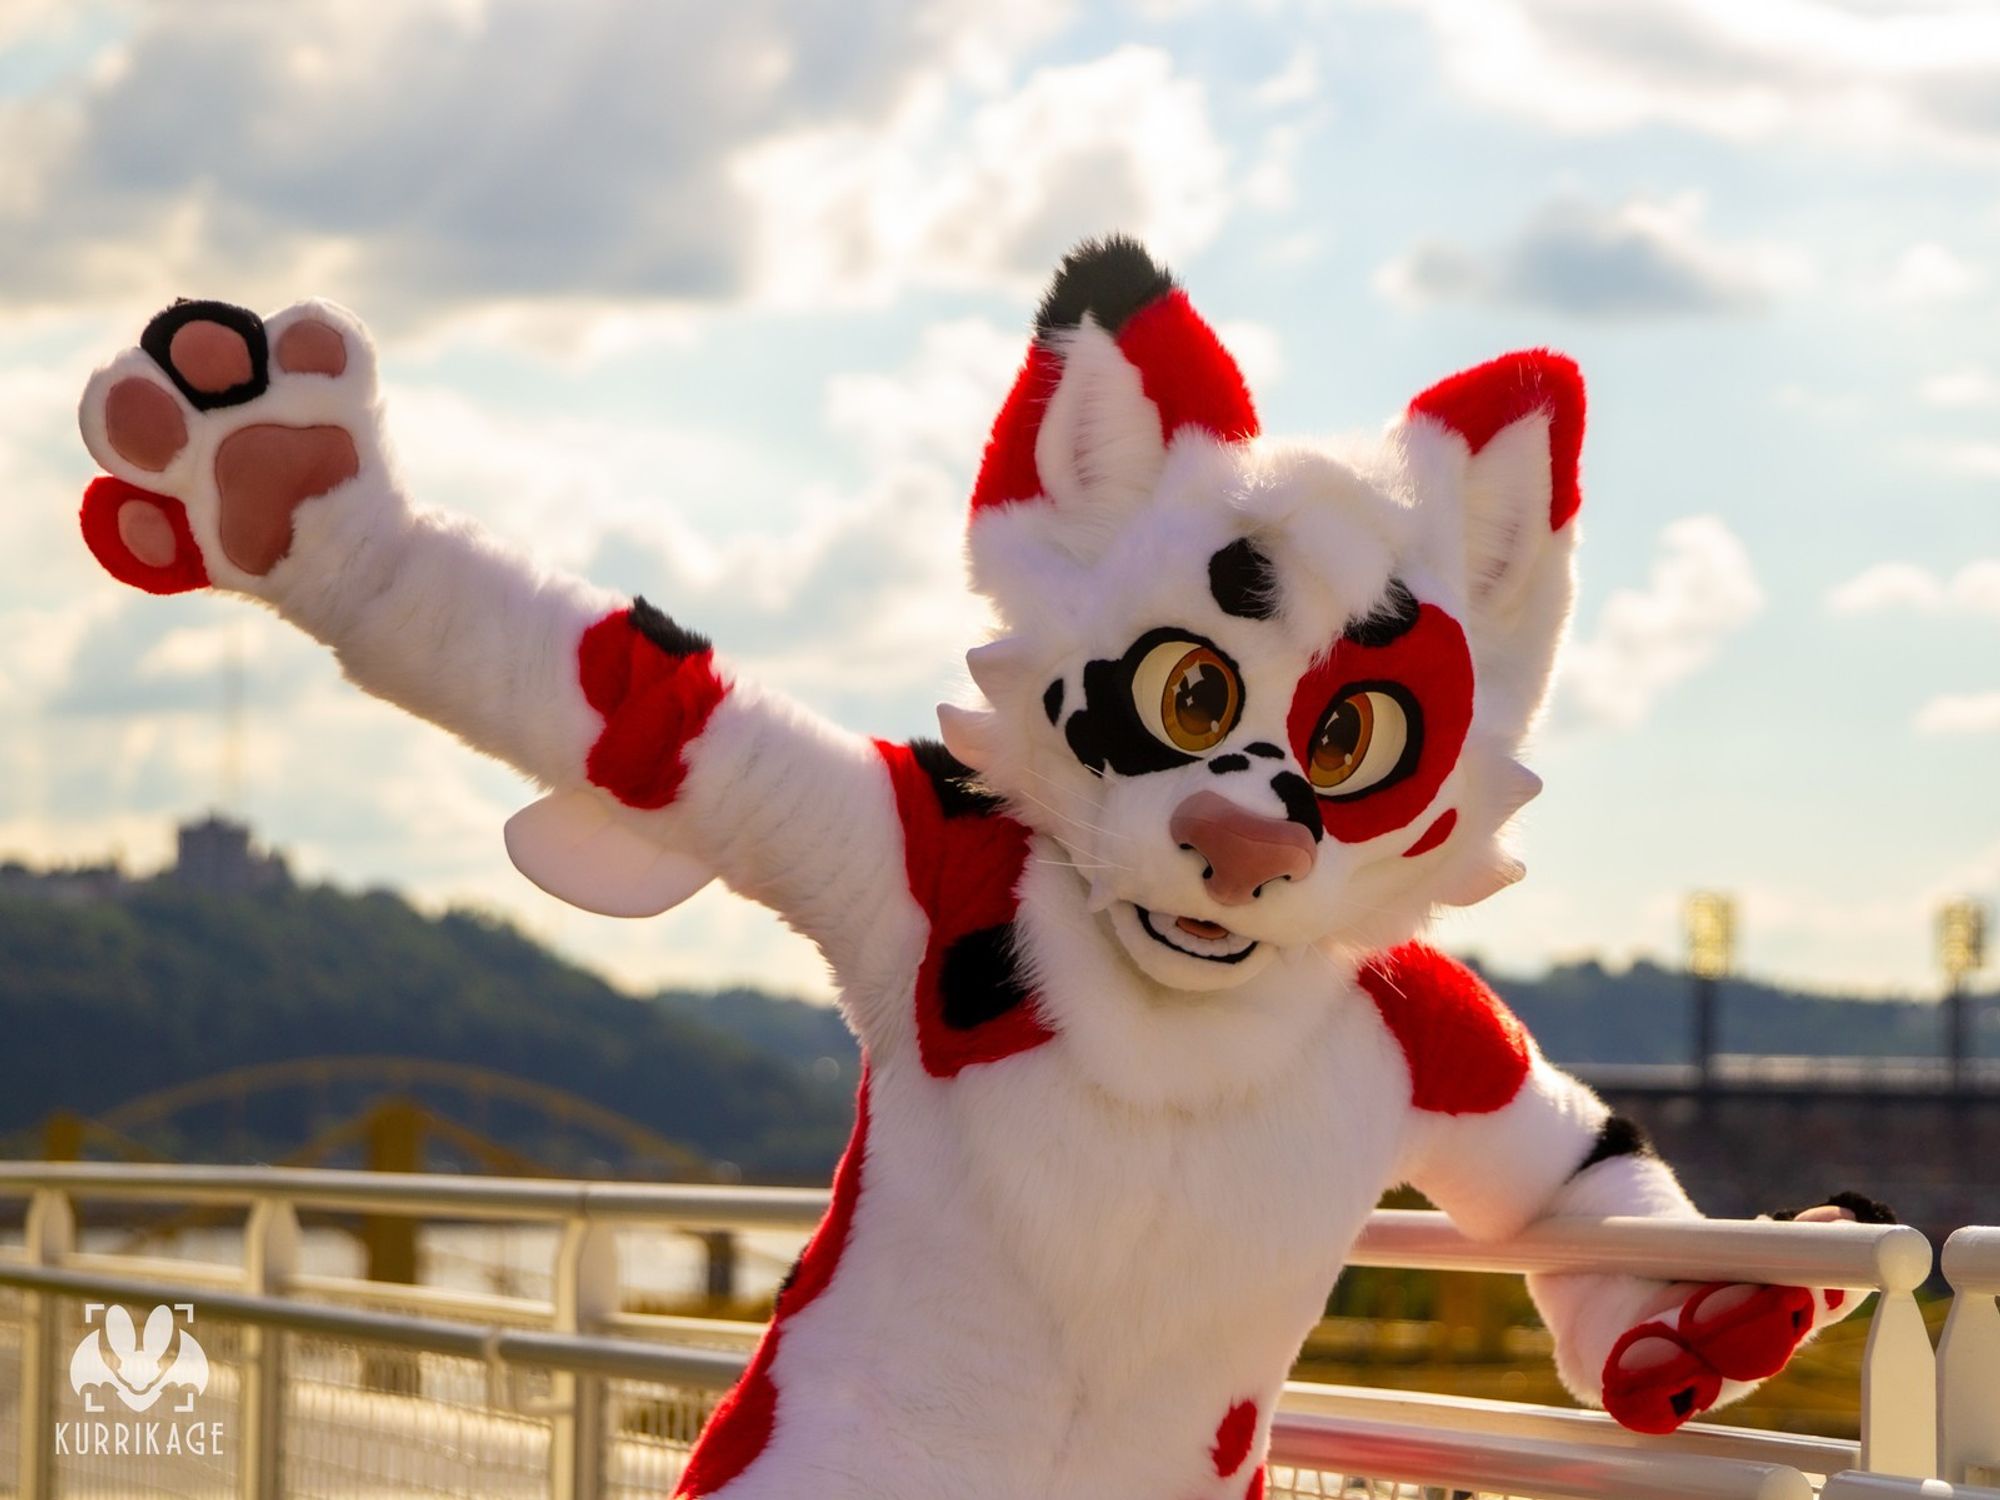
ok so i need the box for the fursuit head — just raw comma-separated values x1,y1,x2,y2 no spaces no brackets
76,237,1889,1499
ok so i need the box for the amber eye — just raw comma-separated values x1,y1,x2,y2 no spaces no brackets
1309,688,1414,796
1132,638,1242,753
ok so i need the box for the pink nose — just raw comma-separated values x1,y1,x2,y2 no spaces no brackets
1169,791,1318,906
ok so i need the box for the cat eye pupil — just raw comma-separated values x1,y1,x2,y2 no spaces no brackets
1176,664,1228,733
1310,694,1374,788
1144,642,1241,752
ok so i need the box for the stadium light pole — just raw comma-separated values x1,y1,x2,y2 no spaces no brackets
1938,898,1988,1092
1685,892,1736,1095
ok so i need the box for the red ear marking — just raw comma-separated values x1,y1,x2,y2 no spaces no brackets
79,476,210,595
1358,942,1529,1114
1115,289,1258,446
969,347,1061,515
1407,350,1585,531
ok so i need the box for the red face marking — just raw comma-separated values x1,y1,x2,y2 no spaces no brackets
1402,809,1457,858
1286,603,1474,844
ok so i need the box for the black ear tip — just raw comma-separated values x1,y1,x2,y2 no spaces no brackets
1035,235,1177,338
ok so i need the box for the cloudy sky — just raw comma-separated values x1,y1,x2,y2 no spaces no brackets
2,0,1996,1000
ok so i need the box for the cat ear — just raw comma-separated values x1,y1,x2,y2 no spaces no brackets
1400,350,1585,737
967,237,1257,561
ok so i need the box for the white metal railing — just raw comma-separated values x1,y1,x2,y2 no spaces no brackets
1940,1228,2000,1488
0,1162,1957,1498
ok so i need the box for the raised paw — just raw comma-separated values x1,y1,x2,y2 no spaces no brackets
78,298,379,594
1676,1281,1818,1382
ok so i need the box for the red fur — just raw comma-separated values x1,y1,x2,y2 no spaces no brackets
1286,605,1475,845
1245,1465,1266,1500
1211,1400,1257,1477
1357,943,1530,1115
1407,350,1586,531
1601,1322,1719,1435
969,346,1062,514
1115,290,1258,447
79,477,210,595
577,607,727,810
1402,809,1457,859
877,741,1055,1078
677,1069,872,1496
1677,1282,1815,1381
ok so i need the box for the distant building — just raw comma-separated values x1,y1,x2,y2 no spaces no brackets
172,814,290,894
0,859,128,906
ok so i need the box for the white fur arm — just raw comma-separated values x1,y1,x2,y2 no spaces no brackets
75,297,918,1005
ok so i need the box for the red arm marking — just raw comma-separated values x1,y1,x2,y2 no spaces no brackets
877,741,1053,1078
577,606,726,810
1358,942,1530,1115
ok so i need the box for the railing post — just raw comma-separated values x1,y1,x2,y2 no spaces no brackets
17,1188,74,1500
238,1197,299,1500
550,1214,618,1500
1859,1224,1939,1479
1940,1229,2000,1485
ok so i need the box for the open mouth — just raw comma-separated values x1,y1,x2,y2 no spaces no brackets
1134,906,1261,964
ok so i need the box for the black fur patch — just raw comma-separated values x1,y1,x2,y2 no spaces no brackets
940,923,1032,1030
1344,580,1420,648
1208,538,1279,621
1572,1115,1654,1178
1244,741,1285,760
908,738,1004,819
1036,236,1175,337
1208,753,1250,776
1063,627,1238,778
1042,680,1064,725
1770,1192,1897,1225
631,597,712,657
1269,771,1323,842
141,298,270,412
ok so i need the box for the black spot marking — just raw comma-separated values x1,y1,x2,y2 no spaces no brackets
1036,236,1176,337
1344,580,1420,648
1572,1115,1653,1178
1208,753,1250,776
1244,741,1284,760
1269,771,1323,843
631,597,712,657
940,923,1033,1030
775,1255,802,1304
908,738,1004,819
1208,538,1279,621
1062,627,1239,778
1669,1388,1697,1419
141,298,270,412
1042,679,1064,725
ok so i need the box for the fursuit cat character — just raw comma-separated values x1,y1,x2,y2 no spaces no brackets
77,238,1883,1499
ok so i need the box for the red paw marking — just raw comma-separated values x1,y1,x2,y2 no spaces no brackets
1677,1282,1816,1382
1826,1289,1846,1311
1212,1400,1257,1477
1357,943,1530,1114
1602,1323,1721,1435
79,477,209,595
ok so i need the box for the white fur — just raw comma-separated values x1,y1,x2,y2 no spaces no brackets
76,298,1861,1496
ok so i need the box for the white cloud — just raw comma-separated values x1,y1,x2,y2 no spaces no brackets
1376,193,1803,318
1916,691,2000,735
737,45,1234,308
1921,365,2000,408
1827,559,2000,619
1382,0,2000,154
1554,516,1765,731
0,0,1079,331
1882,242,1985,307
1942,442,2000,479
